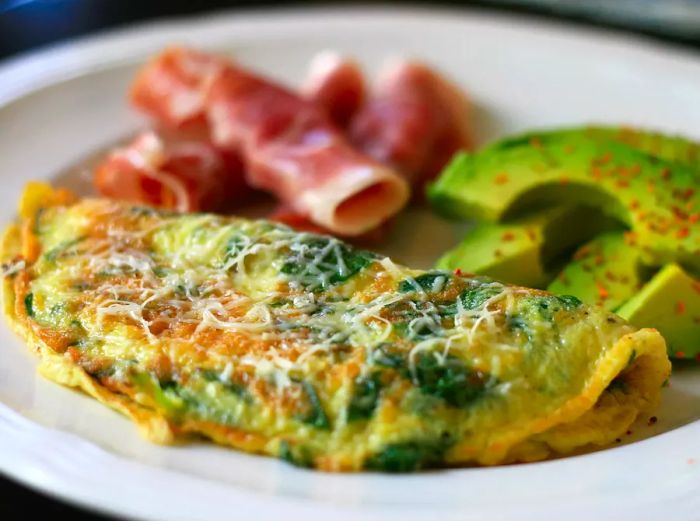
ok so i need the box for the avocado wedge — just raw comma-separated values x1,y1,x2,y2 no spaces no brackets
429,130,700,271
617,264,700,359
437,206,620,288
489,126,700,169
547,231,645,311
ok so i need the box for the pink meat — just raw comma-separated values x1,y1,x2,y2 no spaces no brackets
302,51,367,128
350,60,473,191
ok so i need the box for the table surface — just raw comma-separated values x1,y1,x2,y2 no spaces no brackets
0,1,698,519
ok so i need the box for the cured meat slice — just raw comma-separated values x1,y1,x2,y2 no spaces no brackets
131,48,408,235
302,51,366,128
350,60,473,190
94,131,247,212
130,47,226,130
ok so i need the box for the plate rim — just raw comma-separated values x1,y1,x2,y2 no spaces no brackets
1,5,700,520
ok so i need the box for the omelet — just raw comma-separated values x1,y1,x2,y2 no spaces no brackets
1,183,670,471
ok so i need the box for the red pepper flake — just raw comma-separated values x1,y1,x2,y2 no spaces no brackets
616,179,630,188
563,144,575,154
675,351,686,359
596,282,609,301
629,164,641,175
526,228,537,242
494,249,503,258
529,137,543,149
558,273,570,285
676,301,687,315
676,227,690,239
625,430,633,436
695,354,700,363
597,153,612,165
660,168,671,180
590,167,603,180
453,268,462,276
629,199,640,210
559,176,570,185
646,182,655,194
605,270,617,282
692,281,700,295
494,173,509,185
623,231,637,246
648,416,658,426
594,255,604,266
573,245,592,260
689,213,699,224
501,231,515,242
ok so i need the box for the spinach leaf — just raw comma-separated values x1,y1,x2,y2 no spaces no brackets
365,437,452,472
372,343,405,369
459,284,503,310
279,440,314,468
347,373,382,421
398,272,450,293
299,382,331,429
24,293,34,317
557,294,583,310
281,236,376,290
412,353,490,408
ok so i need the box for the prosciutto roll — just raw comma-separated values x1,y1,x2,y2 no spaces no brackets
94,131,247,212
131,48,409,236
302,51,366,128
350,60,473,190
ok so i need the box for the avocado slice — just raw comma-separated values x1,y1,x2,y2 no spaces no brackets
489,126,700,169
617,263,700,359
436,206,620,288
428,131,700,271
547,231,645,311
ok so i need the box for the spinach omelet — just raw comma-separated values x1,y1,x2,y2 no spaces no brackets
1,183,670,471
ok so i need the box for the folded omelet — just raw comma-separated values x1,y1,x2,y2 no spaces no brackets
1,183,670,471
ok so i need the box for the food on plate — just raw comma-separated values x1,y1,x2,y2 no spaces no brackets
350,60,473,190
302,51,366,128
436,206,619,288
130,47,409,236
547,232,644,311
269,205,392,246
101,48,475,235
429,129,699,271
2,183,670,471
617,264,700,360
430,126,700,359
94,131,248,212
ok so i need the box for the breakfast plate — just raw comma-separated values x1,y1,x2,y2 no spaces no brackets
0,6,699,520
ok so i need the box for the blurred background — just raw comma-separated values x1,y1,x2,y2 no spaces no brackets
1,0,700,60
0,0,698,519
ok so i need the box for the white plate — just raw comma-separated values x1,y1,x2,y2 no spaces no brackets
1,6,699,521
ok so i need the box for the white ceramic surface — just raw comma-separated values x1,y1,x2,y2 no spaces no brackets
0,6,699,521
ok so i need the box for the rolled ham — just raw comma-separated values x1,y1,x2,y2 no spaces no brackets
302,51,366,128
94,130,247,212
350,60,473,190
130,48,409,236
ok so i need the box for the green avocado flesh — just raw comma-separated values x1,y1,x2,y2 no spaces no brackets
428,130,700,271
547,232,645,311
436,206,620,288
617,264,700,359
430,126,700,360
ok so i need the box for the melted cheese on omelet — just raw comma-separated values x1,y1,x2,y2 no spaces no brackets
1,183,670,471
